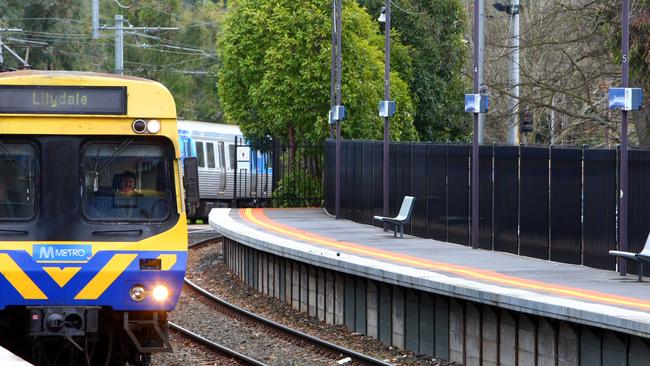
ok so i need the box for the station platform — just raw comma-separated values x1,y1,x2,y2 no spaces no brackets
0,346,31,365
210,207,650,365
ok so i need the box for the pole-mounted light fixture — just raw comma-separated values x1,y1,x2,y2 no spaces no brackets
378,7,386,23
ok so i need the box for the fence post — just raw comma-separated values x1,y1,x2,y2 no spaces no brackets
233,136,238,208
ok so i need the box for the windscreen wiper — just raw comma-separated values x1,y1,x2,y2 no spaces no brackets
94,137,134,176
0,139,32,178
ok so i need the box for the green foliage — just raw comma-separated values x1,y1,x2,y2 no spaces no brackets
217,0,418,146
0,0,223,122
358,0,470,142
272,164,323,208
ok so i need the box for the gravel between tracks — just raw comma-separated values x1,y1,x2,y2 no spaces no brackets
152,233,455,365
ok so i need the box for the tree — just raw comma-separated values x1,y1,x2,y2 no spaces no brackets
359,0,470,142
217,0,418,150
602,0,650,147
481,0,619,146
0,0,223,122
1,0,97,71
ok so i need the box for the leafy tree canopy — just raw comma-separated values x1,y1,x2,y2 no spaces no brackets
0,0,223,122
358,0,469,142
217,0,418,146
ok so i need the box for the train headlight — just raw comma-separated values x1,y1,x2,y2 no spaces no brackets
129,285,147,302
132,119,147,134
152,285,169,302
146,119,161,134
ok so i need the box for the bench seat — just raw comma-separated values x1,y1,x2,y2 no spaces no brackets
373,196,415,238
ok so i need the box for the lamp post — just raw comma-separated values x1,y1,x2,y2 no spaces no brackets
379,3,395,220
619,0,630,276
494,1,520,145
465,1,488,250
333,0,345,219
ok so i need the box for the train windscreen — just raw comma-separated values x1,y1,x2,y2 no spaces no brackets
82,140,173,221
0,142,38,220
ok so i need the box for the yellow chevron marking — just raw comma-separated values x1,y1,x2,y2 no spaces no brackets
157,254,177,271
74,254,137,300
43,267,81,287
0,253,47,299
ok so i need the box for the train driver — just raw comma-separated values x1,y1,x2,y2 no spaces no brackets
118,171,141,196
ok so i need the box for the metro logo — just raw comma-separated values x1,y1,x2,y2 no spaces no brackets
33,244,92,263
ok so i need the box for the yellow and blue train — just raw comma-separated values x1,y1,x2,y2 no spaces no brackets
0,71,195,365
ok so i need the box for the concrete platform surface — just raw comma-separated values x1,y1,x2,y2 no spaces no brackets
210,207,650,338
0,346,31,365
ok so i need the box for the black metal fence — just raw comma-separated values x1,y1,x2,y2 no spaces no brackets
324,140,650,274
233,141,323,208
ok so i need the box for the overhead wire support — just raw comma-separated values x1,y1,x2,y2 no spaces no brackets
0,28,32,70
96,14,179,75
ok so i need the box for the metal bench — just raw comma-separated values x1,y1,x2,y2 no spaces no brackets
609,233,650,281
373,196,415,238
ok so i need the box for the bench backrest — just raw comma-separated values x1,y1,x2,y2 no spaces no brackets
395,196,416,222
638,233,650,258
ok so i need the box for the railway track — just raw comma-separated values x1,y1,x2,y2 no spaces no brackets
185,235,393,366
168,321,267,366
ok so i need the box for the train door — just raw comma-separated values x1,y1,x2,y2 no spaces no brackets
218,141,226,193
250,151,258,195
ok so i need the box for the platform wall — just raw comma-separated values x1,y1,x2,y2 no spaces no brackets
223,237,650,366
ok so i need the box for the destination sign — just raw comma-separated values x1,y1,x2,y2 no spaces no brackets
0,86,127,115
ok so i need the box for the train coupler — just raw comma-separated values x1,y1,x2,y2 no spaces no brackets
123,311,172,353
28,306,100,337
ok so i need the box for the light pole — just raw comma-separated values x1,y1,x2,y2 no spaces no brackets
465,1,488,250
333,0,345,219
619,0,630,277
379,3,395,220
494,1,520,145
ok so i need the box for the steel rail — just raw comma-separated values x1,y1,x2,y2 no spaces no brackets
168,321,268,366
183,278,393,366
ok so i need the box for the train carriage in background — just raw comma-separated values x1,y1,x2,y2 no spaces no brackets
0,71,199,365
178,120,273,219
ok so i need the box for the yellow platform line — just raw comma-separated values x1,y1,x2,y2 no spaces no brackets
75,254,137,300
242,208,650,311
0,253,47,299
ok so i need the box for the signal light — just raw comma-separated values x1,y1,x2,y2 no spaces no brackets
146,119,161,134
520,110,533,134
132,119,147,134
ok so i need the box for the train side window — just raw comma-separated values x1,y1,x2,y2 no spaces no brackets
184,140,191,159
195,141,205,168
206,142,216,169
218,142,225,170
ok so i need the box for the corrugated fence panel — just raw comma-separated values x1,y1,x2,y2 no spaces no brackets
372,142,384,227
478,145,494,250
519,146,550,260
343,141,353,220
396,143,413,234
361,142,374,225
411,144,428,238
324,140,334,214
583,149,617,270
427,144,447,241
493,146,519,254
550,147,582,265
353,142,363,223
389,143,398,218
628,149,650,276
447,145,470,246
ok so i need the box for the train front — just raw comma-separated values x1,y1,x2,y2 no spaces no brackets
0,71,187,365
